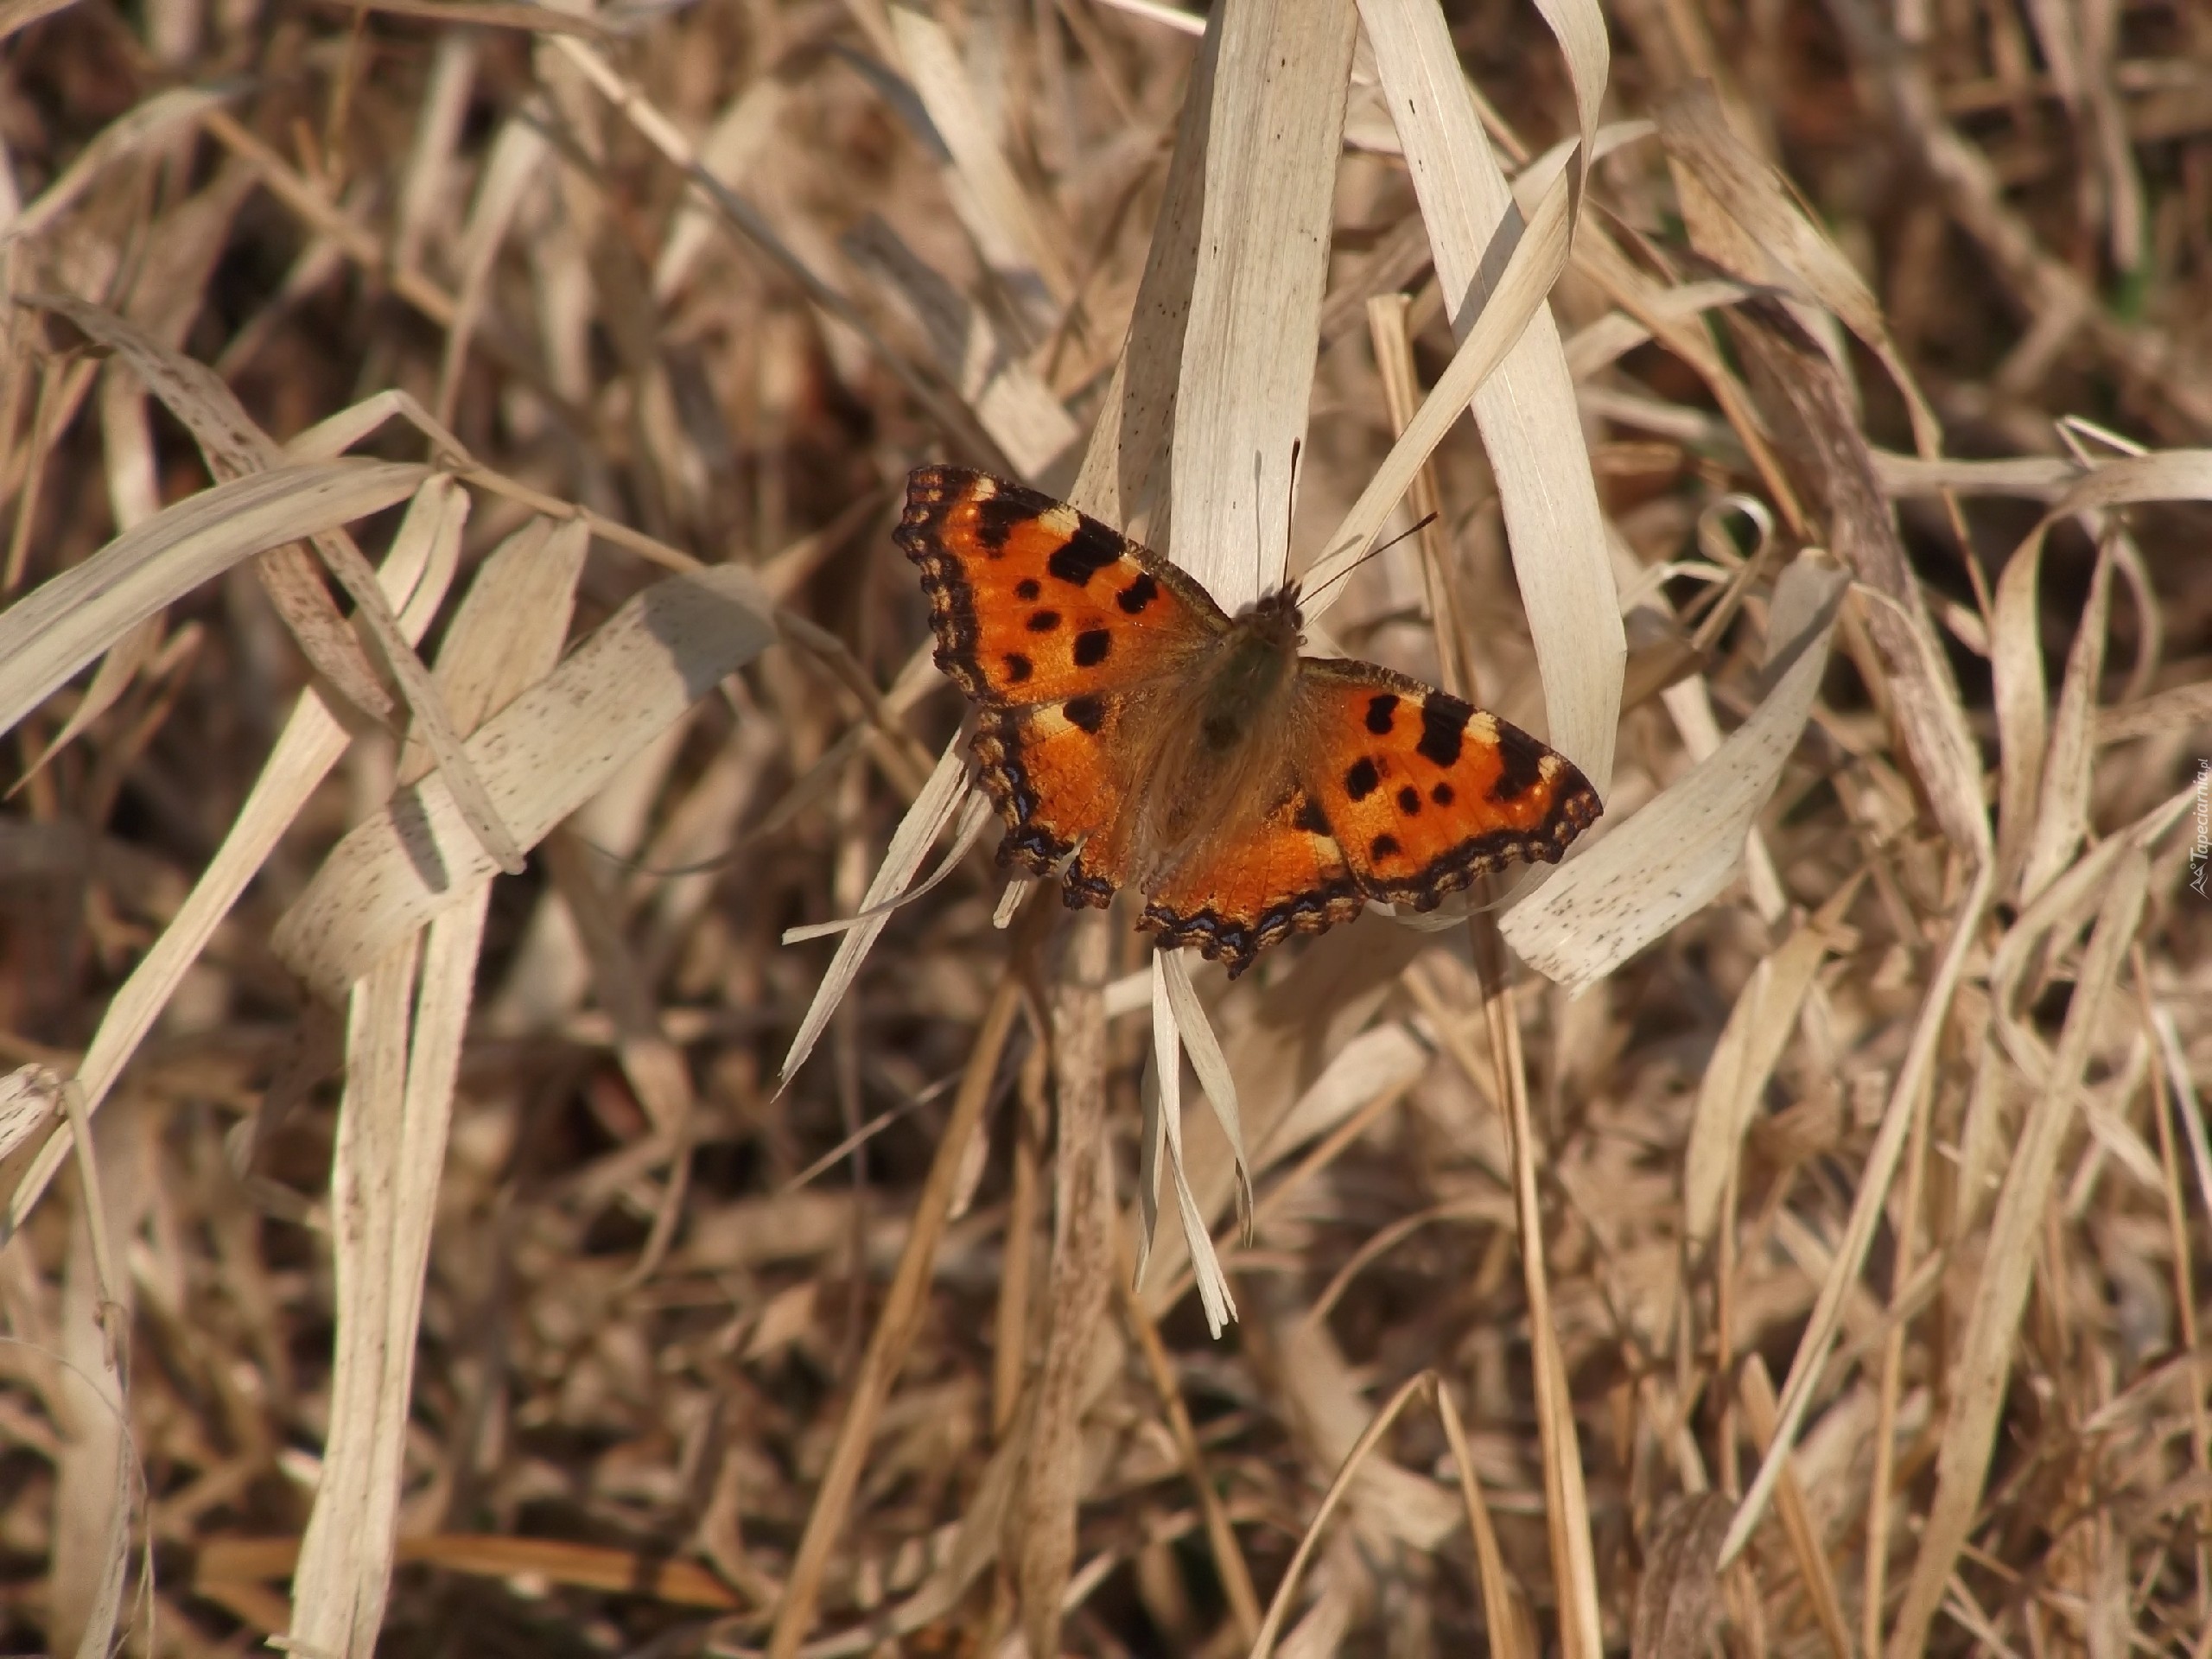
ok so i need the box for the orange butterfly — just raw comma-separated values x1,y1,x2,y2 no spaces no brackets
899,466,1602,977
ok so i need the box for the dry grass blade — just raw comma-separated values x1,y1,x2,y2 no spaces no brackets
4,477,464,1236
1141,952,1234,1335
1718,292,1989,864
1017,918,1114,1659
1737,1356,1852,1659
763,898,1047,1659
288,516,580,1654
1116,1239,1263,1643
1354,0,1620,785
1166,0,1352,607
1248,1370,1438,1659
2019,536,2115,900
1503,552,1848,990
1656,79,1942,456
1993,449,2212,896
272,563,777,998
54,1082,135,1659
887,3,1075,308
10,86,233,240
24,299,527,872
0,1063,60,1162
1889,849,2152,1655
1306,159,1575,601
1681,894,1850,1247
1156,949,1250,1228
1434,1382,1529,1659
0,460,425,743
776,740,970,1084
285,944,417,1657
1630,1492,1731,1659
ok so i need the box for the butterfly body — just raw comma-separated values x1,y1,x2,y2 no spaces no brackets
899,466,1601,976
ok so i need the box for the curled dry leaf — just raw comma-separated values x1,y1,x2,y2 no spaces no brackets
274,563,778,999
1503,551,1849,992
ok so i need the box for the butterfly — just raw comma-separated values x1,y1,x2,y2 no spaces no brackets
898,465,1602,977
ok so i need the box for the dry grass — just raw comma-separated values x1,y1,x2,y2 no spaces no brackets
2,0,2209,1654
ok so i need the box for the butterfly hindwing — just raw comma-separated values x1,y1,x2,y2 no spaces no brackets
972,697,1133,906
1291,658,1601,910
1138,781,1365,976
898,467,1223,709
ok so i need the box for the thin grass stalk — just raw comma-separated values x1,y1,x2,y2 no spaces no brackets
1116,1230,1263,1645
763,895,1049,1659
1246,1371,1437,1659
1472,914,1602,1659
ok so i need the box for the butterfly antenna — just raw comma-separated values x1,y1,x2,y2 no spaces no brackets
1300,510,1440,612
1284,439,1301,594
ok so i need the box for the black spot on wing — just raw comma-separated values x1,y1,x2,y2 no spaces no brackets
972,487,1032,554
1027,609,1061,632
1072,628,1111,666
1370,833,1402,861
1396,785,1421,816
1344,757,1380,801
1003,652,1033,683
1489,728,1547,802
1365,693,1399,734
1117,574,1159,614
1063,694,1106,734
1046,519,1125,588
1431,781,1455,806
1014,578,1040,601
1416,693,1473,767
1293,794,1332,836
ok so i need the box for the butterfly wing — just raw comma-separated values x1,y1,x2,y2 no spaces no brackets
898,466,1227,899
1288,658,1601,911
1136,779,1367,976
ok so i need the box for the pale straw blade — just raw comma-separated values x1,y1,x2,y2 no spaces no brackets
0,460,425,744
1355,0,1621,790
290,502,582,1656
1503,553,1849,992
1886,851,2152,1654
1166,0,1356,608
273,563,779,1000
3,476,467,1240
777,738,972,1084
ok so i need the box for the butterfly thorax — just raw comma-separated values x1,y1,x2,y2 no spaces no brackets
1192,588,1304,752
1128,587,1306,880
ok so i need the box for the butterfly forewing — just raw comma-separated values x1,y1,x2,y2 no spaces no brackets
898,467,1224,709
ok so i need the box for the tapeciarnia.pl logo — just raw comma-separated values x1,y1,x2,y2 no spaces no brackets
2193,760,2210,899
